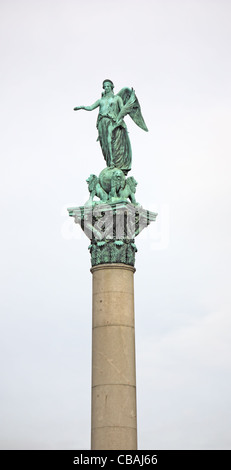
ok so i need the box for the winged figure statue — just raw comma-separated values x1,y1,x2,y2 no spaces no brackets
74,79,148,173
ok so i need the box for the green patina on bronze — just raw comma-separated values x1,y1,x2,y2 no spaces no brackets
85,168,138,206
69,79,157,266
89,240,137,267
68,202,157,267
73,79,148,172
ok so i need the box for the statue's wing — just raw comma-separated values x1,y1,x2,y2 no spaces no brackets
116,87,148,132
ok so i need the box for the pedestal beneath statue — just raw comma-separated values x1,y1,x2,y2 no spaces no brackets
68,200,157,449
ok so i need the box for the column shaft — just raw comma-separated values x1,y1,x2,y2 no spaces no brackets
91,263,137,450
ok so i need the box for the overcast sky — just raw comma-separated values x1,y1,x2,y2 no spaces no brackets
1,0,231,450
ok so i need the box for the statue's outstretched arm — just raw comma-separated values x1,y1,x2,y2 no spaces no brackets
73,100,100,111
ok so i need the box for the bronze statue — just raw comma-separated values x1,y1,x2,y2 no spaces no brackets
69,80,158,267
74,79,148,173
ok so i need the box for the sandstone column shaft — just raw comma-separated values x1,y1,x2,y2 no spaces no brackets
91,263,137,450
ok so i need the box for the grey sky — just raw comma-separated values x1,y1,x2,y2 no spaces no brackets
0,0,231,449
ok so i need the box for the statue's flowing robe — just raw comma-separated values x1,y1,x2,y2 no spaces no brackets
97,114,132,172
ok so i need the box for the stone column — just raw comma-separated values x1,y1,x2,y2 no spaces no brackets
68,201,157,449
91,263,137,450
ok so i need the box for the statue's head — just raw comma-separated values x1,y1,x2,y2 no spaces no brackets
86,174,98,192
114,169,122,180
102,79,114,92
127,177,138,193
112,169,125,189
